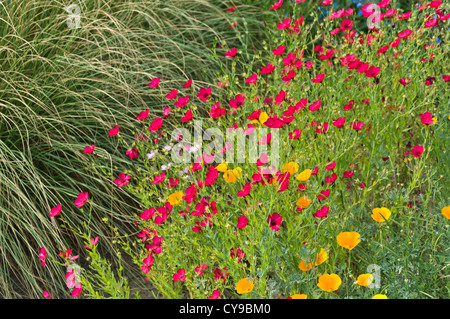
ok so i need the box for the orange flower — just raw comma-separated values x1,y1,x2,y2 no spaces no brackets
296,196,311,210
371,207,391,222
290,294,307,299
298,260,312,271
283,162,299,174
314,248,328,266
168,191,184,205
357,274,374,287
224,167,242,183
236,278,254,294
317,273,341,292
442,206,450,219
337,231,361,250
296,169,311,181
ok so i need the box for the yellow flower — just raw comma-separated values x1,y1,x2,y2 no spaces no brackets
216,162,228,172
223,167,242,183
315,248,328,266
296,196,311,210
317,273,342,292
290,294,307,299
337,231,361,250
372,294,388,299
432,117,437,124
168,191,184,205
296,169,311,182
236,278,254,294
282,162,299,174
357,274,374,287
371,207,391,223
442,206,450,219
298,260,312,271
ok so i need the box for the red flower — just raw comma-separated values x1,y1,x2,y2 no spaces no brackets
308,99,321,111
152,172,166,184
311,73,325,83
195,264,207,276
332,117,346,128
84,145,95,154
209,102,226,119
399,78,411,86
246,74,258,84
181,110,193,123
126,148,139,160
270,0,283,10
289,128,301,139
148,77,160,88
325,161,336,171
148,117,163,132
183,79,192,88
114,172,131,188
411,145,424,158
230,248,246,262
230,94,245,108
424,18,438,28
237,214,248,229
324,173,337,184
139,208,155,220
443,75,450,83
137,109,149,121
317,190,330,201
209,290,221,299
50,204,62,217
173,269,186,281
277,18,291,30
174,96,189,108
343,170,354,178
365,66,380,77
166,89,178,100
275,90,286,105
225,47,237,58
313,206,329,218
74,192,88,208
238,183,252,197
39,247,47,267
267,213,283,231
214,268,229,281
198,87,212,101
273,45,286,56
108,125,119,136
351,121,365,131
227,6,236,12
261,63,276,74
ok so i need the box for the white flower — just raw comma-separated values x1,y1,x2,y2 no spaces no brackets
161,165,168,171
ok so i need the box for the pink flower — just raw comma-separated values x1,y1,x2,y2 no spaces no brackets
311,73,325,83
50,204,61,217
343,170,354,178
317,190,330,200
39,247,47,267
183,79,192,88
209,290,221,299
108,125,119,136
313,206,330,219
85,236,99,249
166,89,178,100
351,121,365,131
152,172,166,184
273,45,286,56
332,117,346,128
195,264,207,276
419,112,433,126
267,213,283,231
136,109,149,121
114,172,131,188
399,78,411,85
74,192,88,208
148,77,160,88
261,63,276,74
197,87,212,101
83,145,95,154
237,214,248,229
325,161,336,171
173,269,186,281
443,75,450,83
229,94,245,109
411,145,424,158
270,0,283,9
139,208,155,220
365,66,380,77
148,117,163,132
246,74,258,84
225,47,237,58
126,148,139,160
71,283,82,298
163,106,171,118
424,18,438,28
43,291,51,299
174,96,189,108
181,110,193,123
308,99,321,111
